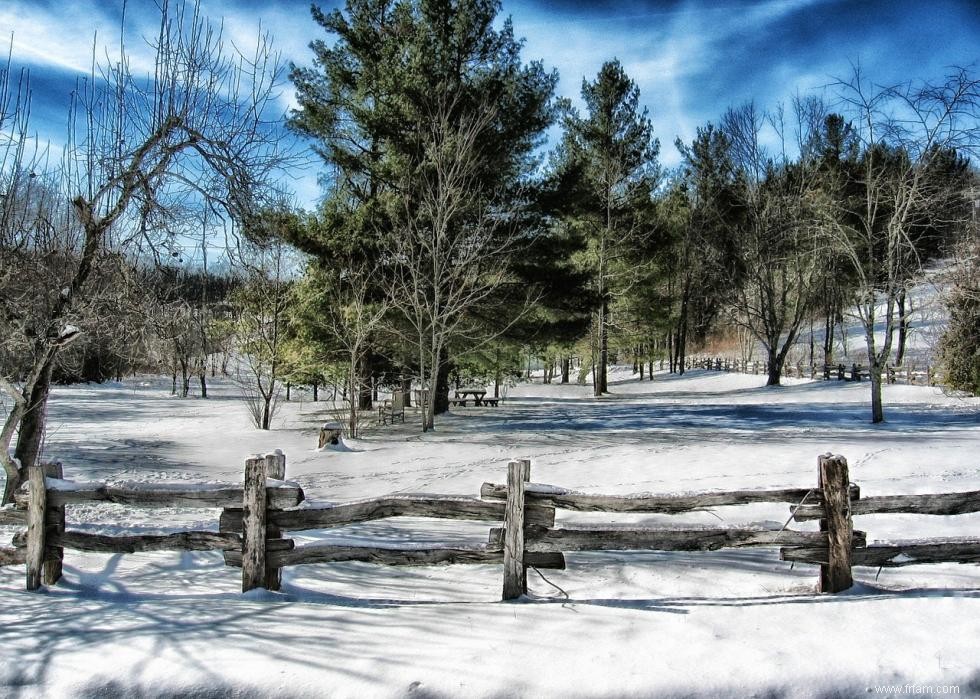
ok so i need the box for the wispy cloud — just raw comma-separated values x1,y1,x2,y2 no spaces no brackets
512,0,980,165
4,0,978,200
0,0,166,76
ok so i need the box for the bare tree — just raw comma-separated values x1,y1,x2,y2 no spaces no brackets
820,67,980,422
720,100,828,386
231,232,294,431
385,95,533,432
0,1,290,503
291,253,390,439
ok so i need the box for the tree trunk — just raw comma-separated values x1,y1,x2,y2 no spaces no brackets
896,289,909,367
14,358,56,478
358,350,372,411
864,298,891,424
823,308,835,366
312,382,319,402
596,300,609,395
677,324,687,377
1,470,18,508
838,311,848,356
179,357,190,398
677,286,690,376
870,360,885,423
560,357,570,384
766,346,782,386
261,395,272,430
199,372,207,399
286,382,291,401
1,397,26,504
346,365,359,438
435,351,451,416
401,377,412,407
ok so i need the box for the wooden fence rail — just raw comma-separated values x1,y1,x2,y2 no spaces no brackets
792,490,980,520
218,495,555,531
2,452,977,599
481,483,860,512
688,356,943,386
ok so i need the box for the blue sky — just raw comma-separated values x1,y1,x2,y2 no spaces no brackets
3,0,979,207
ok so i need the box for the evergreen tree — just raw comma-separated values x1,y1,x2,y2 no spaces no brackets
940,232,980,395
289,0,558,430
555,60,660,395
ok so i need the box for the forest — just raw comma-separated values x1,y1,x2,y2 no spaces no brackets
2,0,978,507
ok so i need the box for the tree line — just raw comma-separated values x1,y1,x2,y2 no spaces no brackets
282,0,978,430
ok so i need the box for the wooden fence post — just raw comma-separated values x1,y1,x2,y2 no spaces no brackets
264,450,286,591
25,465,47,591
502,458,530,600
43,463,65,585
818,454,853,593
242,455,268,592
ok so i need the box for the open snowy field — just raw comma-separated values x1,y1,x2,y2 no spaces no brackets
2,368,979,698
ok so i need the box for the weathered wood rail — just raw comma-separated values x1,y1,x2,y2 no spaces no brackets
485,454,979,596
2,452,977,599
778,456,980,581
1,451,304,591
792,490,980,520
0,452,565,595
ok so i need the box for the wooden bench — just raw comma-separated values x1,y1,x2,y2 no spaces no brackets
449,398,469,407
483,398,499,407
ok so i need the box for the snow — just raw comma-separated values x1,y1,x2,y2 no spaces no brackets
2,368,979,698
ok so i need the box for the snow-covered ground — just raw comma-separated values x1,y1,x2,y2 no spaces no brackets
2,368,979,698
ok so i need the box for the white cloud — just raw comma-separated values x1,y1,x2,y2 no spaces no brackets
0,1,164,76
513,0,834,164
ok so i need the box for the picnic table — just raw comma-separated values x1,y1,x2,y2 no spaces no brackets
455,389,486,406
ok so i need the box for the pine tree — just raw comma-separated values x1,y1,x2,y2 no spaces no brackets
555,60,660,395
289,0,558,430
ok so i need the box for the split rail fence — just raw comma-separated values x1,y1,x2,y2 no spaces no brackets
1,452,978,598
689,356,943,386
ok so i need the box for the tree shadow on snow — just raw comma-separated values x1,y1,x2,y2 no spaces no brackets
448,397,978,451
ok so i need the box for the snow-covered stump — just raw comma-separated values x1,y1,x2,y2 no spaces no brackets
25,465,47,591
318,423,342,449
241,455,268,593
43,462,65,586
502,458,530,600
263,451,286,591
818,454,854,593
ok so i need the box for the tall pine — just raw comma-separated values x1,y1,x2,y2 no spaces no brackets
556,60,660,395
